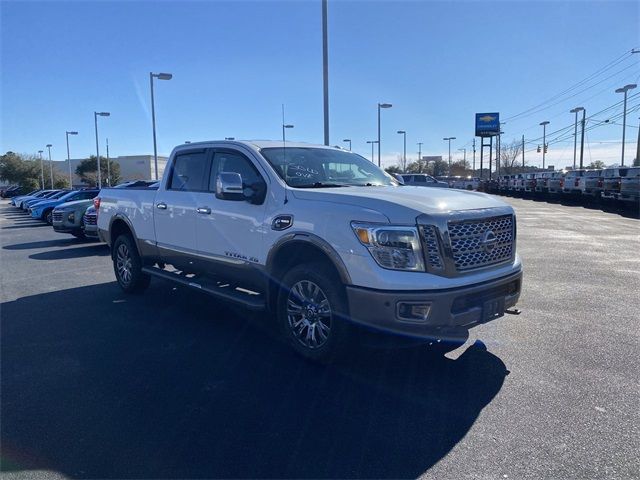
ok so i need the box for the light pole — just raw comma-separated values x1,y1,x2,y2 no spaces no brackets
38,150,44,189
615,83,637,165
106,138,110,186
443,137,456,174
65,131,78,188
397,130,406,172
94,111,110,188
377,103,392,167
539,121,549,169
366,140,378,163
417,142,423,167
322,0,329,145
46,144,53,188
150,72,173,180
458,148,466,167
342,139,351,151
570,108,584,170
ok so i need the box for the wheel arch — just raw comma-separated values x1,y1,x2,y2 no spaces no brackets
109,215,141,258
265,233,352,312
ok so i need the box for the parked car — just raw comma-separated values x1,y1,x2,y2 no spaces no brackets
547,171,566,197
30,189,99,224
12,189,50,208
602,167,630,201
618,166,640,206
534,172,555,195
82,205,99,238
562,170,586,196
22,190,67,211
52,198,96,238
523,173,537,194
511,174,525,195
400,174,449,188
97,140,522,363
1,185,22,198
582,169,604,201
452,177,480,190
498,175,510,194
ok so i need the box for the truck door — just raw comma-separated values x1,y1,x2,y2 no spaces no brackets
195,147,268,288
153,149,212,268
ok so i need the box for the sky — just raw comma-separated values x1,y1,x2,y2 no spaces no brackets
1,0,639,170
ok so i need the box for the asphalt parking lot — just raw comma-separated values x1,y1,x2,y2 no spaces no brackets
1,198,638,479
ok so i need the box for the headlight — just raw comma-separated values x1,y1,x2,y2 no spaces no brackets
352,222,424,271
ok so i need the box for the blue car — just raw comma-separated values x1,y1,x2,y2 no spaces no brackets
30,189,100,224
22,190,68,211
12,189,53,208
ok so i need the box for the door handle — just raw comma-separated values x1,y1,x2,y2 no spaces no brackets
196,207,211,214
156,202,167,210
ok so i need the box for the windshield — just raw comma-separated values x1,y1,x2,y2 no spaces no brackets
49,190,69,199
58,191,80,201
260,147,398,187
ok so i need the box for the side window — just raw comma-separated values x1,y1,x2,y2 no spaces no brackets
169,151,209,191
413,175,426,183
209,150,263,191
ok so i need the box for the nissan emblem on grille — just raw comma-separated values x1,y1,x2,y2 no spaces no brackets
448,215,514,271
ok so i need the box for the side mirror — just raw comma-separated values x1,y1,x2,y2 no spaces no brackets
215,172,244,201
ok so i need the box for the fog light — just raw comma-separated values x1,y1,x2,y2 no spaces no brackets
397,302,432,323
68,213,75,222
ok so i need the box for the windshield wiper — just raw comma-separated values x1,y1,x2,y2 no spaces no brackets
294,182,346,188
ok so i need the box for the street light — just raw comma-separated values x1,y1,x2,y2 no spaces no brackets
65,131,78,188
377,103,392,167
443,137,456,174
458,148,466,165
539,121,549,169
417,142,423,166
46,144,53,188
569,108,584,170
94,111,110,188
38,150,44,189
342,139,351,151
615,83,637,165
150,72,173,180
397,130,406,172
282,124,294,143
366,140,378,163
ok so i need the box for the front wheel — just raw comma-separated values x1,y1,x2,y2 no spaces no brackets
44,209,53,225
112,234,150,293
277,263,351,363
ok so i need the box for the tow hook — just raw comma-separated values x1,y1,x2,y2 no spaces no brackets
505,308,521,315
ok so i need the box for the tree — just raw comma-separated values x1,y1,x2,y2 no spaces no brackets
384,165,402,175
450,159,471,176
75,156,121,186
587,160,606,169
499,139,525,174
633,156,639,167
0,151,47,189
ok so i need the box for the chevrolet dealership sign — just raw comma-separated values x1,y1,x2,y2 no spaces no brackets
475,113,500,137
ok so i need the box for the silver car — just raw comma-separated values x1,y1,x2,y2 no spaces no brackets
400,174,449,188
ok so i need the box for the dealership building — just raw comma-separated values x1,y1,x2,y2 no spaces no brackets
51,155,168,187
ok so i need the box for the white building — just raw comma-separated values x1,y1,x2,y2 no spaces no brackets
52,155,168,187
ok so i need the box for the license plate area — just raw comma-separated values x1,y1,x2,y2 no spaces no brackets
482,297,505,322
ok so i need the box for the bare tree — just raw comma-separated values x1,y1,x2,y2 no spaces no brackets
499,139,524,174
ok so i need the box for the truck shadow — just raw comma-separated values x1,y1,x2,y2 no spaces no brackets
3,238,94,250
28,244,108,260
1,282,507,479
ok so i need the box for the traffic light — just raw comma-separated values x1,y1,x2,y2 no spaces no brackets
544,143,548,153
537,145,541,153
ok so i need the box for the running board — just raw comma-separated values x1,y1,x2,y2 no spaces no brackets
142,266,266,310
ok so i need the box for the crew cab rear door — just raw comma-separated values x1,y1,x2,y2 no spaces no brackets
194,147,268,287
153,148,212,265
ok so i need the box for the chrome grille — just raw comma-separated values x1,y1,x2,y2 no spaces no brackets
84,212,97,226
419,225,444,271
52,211,63,222
448,215,514,271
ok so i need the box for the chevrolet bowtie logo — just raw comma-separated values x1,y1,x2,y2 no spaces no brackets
479,115,497,123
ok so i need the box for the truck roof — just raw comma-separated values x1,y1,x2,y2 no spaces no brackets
173,140,344,151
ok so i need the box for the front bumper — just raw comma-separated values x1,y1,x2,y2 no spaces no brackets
345,269,522,339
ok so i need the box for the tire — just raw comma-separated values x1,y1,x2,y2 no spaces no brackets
277,262,351,363
44,209,53,225
112,234,150,293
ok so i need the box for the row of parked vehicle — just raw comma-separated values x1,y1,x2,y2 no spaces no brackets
491,166,640,207
7,180,157,239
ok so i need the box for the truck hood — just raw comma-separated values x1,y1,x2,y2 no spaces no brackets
290,185,510,223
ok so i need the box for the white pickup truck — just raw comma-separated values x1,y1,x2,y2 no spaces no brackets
97,140,522,362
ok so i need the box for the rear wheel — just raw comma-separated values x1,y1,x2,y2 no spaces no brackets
112,234,150,293
277,263,351,363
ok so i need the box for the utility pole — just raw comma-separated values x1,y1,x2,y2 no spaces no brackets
615,84,637,165
417,142,423,166
636,116,640,166
106,138,110,186
570,107,584,169
322,0,329,145
472,138,476,172
522,134,525,168
539,121,549,169
579,109,586,169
